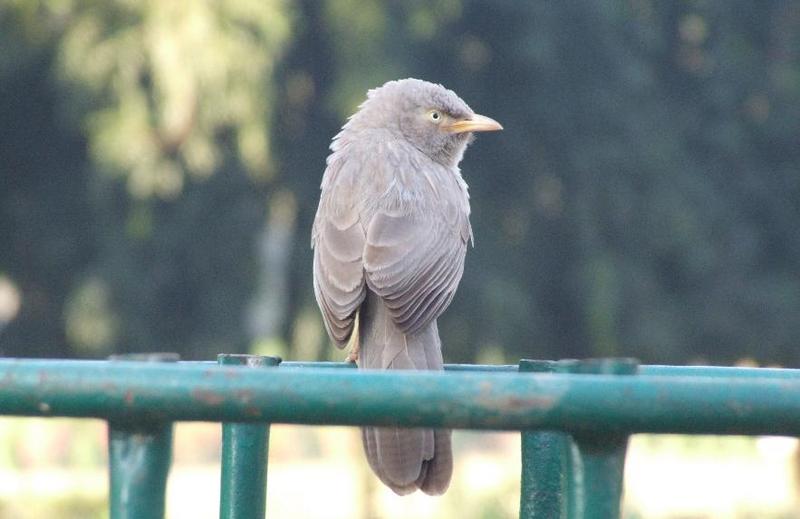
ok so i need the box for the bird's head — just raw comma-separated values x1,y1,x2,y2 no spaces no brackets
345,78,502,167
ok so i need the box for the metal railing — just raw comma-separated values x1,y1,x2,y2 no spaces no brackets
0,354,798,518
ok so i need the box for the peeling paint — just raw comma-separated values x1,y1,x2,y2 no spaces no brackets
192,389,225,406
243,406,262,418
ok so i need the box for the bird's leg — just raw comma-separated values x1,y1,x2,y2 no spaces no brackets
345,311,361,364
346,337,360,363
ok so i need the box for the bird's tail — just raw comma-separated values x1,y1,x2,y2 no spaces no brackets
357,291,453,495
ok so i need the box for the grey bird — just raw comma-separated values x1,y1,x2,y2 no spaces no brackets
311,78,502,495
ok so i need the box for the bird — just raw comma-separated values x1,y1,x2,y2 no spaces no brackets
311,78,502,495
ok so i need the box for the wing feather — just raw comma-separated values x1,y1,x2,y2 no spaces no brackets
312,160,367,349
365,197,469,335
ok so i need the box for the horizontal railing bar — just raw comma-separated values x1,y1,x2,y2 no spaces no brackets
640,365,800,378
280,361,800,379
21,359,800,378
0,360,799,435
279,361,519,372
279,361,800,378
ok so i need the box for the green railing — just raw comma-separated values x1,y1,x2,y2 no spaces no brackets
1,354,799,518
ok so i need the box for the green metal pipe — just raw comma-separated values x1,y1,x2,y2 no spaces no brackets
519,360,570,519
570,434,628,519
280,361,519,372
218,355,279,519
151,360,800,379
109,422,173,519
641,365,800,378
108,353,177,519
520,431,570,519
518,359,637,519
566,360,638,519
503,360,800,379
2,360,800,434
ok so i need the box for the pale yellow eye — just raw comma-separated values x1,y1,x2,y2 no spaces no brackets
428,110,442,123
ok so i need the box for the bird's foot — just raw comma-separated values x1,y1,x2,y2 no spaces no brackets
346,341,360,364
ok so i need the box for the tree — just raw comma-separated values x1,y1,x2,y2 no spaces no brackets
2,0,800,366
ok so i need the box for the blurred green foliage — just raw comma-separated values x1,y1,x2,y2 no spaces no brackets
1,1,799,365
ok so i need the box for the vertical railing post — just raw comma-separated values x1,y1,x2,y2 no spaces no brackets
568,359,638,519
218,354,280,519
518,358,638,519
519,359,571,519
108,353,179,519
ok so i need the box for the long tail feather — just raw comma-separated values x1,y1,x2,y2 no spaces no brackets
357,291,452,495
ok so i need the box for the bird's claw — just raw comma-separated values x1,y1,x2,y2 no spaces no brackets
346,341,360,364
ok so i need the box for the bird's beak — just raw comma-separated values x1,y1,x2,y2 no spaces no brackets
445,113,503,133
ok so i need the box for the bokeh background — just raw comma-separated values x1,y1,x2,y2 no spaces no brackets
2,1,800,518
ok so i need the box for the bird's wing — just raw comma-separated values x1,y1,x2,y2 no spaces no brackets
364,174,470,336
312,153,367,349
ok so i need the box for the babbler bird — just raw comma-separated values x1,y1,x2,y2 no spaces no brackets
312,78,502,495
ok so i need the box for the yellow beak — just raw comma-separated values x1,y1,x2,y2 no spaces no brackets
445,113,503,133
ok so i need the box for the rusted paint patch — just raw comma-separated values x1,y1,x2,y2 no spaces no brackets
244,406,262,418
201,368,242,380
193,389,225,406
477,394,557,413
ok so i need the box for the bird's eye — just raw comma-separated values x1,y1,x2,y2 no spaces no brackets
429,110,442,123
